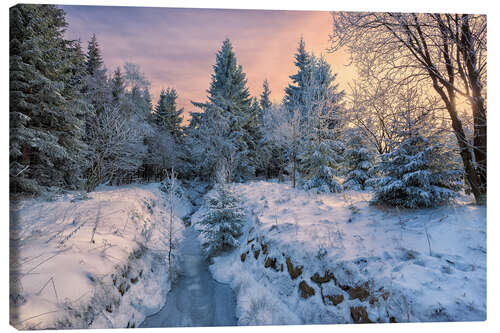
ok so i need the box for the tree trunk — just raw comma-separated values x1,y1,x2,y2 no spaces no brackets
460,15,487,201
431,79,484,204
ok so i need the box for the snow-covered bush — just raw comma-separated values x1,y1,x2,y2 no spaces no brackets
370,135,462,208
343,131,374,190
85,105,147,190
159,174,184,199
197,183,246,257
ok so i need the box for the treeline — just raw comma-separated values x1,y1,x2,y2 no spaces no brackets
10,4,467,208
10,4,185,195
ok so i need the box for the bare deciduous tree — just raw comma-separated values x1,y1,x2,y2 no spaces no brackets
85,105,145,191
347,74,439,154
330,13,486,203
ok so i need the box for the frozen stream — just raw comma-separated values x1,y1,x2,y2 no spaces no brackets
140,225,237,327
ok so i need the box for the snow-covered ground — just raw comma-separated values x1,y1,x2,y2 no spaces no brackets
200,181,486,325
9,183,191,329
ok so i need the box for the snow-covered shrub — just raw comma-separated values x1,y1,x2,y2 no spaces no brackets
197,183,246,257
370,135,461,208
159,175,184,199
85,105,147,190
343,131,374,190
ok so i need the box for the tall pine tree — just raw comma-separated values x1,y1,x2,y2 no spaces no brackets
84,33,109,114
10,4,91,194
189,39,258,181
260,79,272,113
111,66,125,106
283,37,312,120
292,51,345,193
155,88,184,140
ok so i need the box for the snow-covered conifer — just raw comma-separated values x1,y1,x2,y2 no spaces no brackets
260,79,272,113
84,34,109,114
284,38,312,120
296,54,345,193
111,66,125,106
371,134,462,208
298,141,342,193
343,129,374,190
197,181,245,257
155,88,184,140
188,39,258,181
10,4,92,194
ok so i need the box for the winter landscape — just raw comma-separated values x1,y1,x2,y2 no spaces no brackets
9,4,486,330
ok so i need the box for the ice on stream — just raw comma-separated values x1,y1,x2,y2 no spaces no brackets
140,226,237,327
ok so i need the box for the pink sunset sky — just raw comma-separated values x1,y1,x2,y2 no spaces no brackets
62,5,355,122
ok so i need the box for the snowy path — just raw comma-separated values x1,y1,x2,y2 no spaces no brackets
140,225,237,327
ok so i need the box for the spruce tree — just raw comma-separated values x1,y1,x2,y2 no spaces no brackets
85,34,104,76
197,183,245,257
155,88,184,140
260,79,272,113
343,129,374,191
257,81,272,172
296,54,345,193
234,97,262,180
111,66,125,106
10,4,91,194
84,33,109,114
283,37,312,120
189,39,257,181
197,39,252,113
371,135,462,208
298,142,342,193
154,89,168,124
143,88,153,113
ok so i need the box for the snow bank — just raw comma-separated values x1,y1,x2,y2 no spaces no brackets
205,181,486,325
10,183,191,329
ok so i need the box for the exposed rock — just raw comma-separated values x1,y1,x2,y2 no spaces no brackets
311,271,334,284
118,282,129,296
241,253,246,262
324,294,344,306
264,257,277,270
253,249,260,260
286,257,303,280
350,306,372,323
348,283,370,301
299,280,315,299
261,243,268,255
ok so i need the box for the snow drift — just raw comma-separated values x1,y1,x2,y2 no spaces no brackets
9,183,191,329
199,181,486,325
